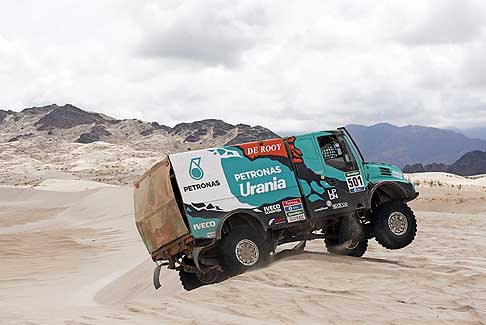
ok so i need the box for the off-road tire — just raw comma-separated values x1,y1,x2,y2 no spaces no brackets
179,258,225,291
373,201,417,250
219,225,269,276
179,269,204,291
325,216,368,257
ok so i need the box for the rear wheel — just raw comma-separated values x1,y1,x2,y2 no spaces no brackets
373,201,417,250
325,215,368,257
179,258,225,291
219,225,269,276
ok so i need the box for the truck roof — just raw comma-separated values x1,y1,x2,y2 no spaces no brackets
169,130,340,159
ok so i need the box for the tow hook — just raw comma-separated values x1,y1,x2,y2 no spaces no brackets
153,261,168,290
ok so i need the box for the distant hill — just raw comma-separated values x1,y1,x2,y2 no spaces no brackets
404,150,486,176
346,123,486,168
456,127,486,141
0,104,279,186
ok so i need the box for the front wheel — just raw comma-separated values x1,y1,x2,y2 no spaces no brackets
219,225,269,276
373,201,417,250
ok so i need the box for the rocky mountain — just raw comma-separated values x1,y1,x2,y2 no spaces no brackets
346,123,486,168
404,150,486,176
0,104,278,145
0,104,278,186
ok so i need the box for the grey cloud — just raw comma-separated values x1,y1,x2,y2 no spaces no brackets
461,42,486,88
2,0,486,135
399,0,486,45
137,2,267,66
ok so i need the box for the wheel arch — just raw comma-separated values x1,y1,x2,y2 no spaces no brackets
216,210,267,240
368,181,408,209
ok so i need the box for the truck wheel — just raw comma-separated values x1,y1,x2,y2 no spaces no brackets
179,269,204,291
373,201,417,250
179,258,225,291
219,225,269,276
325,215,368,257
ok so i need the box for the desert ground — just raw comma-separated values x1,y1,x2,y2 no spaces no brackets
1,173,486,324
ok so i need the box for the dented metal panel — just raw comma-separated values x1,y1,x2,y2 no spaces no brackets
134,157,189,254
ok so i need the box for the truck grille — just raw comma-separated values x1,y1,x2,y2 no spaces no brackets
380,167,392,177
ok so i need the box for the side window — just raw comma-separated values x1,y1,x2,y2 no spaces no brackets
318,135,356,172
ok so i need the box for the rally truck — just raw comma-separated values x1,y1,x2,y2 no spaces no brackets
134,128,418,290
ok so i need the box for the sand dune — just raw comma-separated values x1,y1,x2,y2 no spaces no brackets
406,172,486,188
1,178,486,324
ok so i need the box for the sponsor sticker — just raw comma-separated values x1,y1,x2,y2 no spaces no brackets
268,217,286,226
345,171,366,193
328,188,339,200
239,139,288,159
193,220,217,230
314,206,329,212
189,157,204,180
183,180,221,192
233,166,287,197
263,204,282,215
282,198,306,223
332,202,349,209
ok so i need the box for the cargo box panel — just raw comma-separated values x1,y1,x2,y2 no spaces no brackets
134,158,189,254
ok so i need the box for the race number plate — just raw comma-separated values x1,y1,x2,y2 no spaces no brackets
346,171,365,193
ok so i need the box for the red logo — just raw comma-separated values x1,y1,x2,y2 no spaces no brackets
282,198,302,207
239,138,288,160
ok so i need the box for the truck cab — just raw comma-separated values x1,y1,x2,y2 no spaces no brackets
289,129,417,221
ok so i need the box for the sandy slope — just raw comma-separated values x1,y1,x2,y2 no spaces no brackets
1,177,486,324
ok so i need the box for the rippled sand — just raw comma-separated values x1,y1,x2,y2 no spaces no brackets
1,178,485,324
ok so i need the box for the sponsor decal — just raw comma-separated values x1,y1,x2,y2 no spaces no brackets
206,231,216,238
263,203,282,215
240,177,286,197
328,188,339,200
233,166,287,197
287,214,306,223
314,206,329,212
345,171,366,193
332,202,349,209
268,217,286,226
239,139,288,159
183,180,221,192
282,198,306,223
189,157,204,180
234,166,282,182
193,220,216,230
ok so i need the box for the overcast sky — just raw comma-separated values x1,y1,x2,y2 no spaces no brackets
1,0,486,134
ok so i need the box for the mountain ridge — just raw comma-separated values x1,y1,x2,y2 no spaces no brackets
0,104,279,145
404,150,486,176
346,123,486,168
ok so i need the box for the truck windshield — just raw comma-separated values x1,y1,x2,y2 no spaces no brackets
318,135,357,172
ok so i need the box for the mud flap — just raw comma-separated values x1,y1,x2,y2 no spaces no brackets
329,214,365,254
153,263,163,290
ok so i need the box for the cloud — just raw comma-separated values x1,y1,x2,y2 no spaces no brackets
137,1,268,66
396,0,486,46
1,0,486,133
